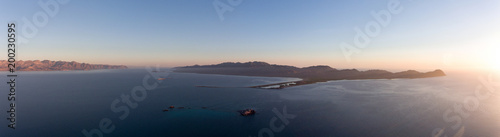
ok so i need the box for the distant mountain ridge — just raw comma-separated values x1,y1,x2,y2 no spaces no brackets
175,61,446,80
0,60,127,71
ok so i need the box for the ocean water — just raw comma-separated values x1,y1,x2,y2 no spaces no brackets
1,69,499,137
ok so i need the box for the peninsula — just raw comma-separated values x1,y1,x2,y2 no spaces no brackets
0,60,127,71
174,61,446,89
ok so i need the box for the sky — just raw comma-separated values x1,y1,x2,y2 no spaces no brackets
1,0,499,71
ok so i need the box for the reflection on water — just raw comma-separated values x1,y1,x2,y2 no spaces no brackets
278,70,500,137
0,69,498,137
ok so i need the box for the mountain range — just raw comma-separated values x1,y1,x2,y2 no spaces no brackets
0,60,127,71
175,61,445,80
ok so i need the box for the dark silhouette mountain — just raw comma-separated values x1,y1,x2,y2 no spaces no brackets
174,61,446,89
0,60,127,71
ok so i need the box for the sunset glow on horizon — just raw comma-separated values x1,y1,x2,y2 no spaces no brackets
0,0,498,72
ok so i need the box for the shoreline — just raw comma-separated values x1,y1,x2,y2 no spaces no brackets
195,79,330,89
248,80,324,89
197,76,446,90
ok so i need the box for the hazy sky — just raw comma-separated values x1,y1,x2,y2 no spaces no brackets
1,0,499,71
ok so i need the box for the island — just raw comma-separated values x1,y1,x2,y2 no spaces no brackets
0,60,127,71
174,61,446,89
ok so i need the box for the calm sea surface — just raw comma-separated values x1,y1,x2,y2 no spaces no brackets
1,69,499,137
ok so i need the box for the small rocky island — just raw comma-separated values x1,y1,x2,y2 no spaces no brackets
0,60,127,71
174,61,446,89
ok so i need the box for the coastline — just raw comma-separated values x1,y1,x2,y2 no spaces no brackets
172,62,447,89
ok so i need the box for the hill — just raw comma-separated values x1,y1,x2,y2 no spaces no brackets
174,61,446,89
